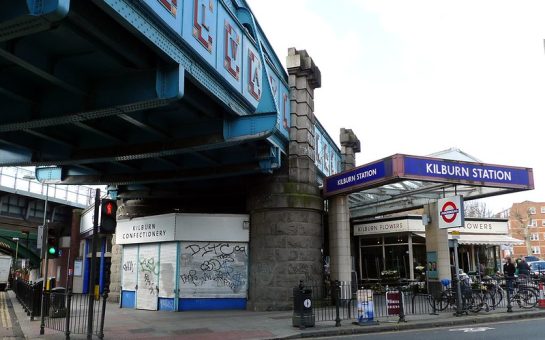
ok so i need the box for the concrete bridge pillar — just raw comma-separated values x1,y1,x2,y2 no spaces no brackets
328,129,360,286
246,48,323,311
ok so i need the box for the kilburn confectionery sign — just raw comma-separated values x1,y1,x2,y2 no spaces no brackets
116,214,176,245
324,154,534,197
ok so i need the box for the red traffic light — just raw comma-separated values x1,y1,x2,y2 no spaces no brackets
99,199,118,234
105,201,114,216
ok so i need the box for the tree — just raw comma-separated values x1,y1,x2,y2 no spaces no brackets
464,201,493,218
510,204,533,256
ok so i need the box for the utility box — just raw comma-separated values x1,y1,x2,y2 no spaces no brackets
292,284,315,328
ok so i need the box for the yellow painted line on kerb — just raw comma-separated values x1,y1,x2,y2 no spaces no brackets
0,292,11,328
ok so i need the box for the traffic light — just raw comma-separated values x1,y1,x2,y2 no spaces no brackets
47,237,59,258
99,199,117,234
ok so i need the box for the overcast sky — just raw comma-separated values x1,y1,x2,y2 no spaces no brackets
248,0,545,214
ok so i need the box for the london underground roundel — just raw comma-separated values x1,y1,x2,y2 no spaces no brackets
438,196,464,229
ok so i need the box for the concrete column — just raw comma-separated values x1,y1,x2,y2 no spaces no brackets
424,202,451,295
246,48,323,311
328,129,360,284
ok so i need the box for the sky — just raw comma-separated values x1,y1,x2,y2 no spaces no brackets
247,0,545,214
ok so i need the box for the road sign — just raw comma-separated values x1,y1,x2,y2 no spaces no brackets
451,230,460,239
438,196,464,229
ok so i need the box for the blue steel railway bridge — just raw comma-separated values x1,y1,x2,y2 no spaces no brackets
0,0,342,310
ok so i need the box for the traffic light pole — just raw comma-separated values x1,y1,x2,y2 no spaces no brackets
39,219,49,335
87,189,100,340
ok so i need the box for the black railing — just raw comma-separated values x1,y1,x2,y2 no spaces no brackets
42,289,108,339
13,278,42,319
13,280,109,340
294,276,545,326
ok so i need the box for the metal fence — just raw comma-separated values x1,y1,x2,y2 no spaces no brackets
13,279,108,339
13,279,42,319
42,289,108,339
297,276,544,326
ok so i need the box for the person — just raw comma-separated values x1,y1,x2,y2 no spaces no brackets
503,257,516,293
517,258,531,279
479,263,486,277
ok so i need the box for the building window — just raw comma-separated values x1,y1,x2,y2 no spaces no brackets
529,207,537,215
542,220,545,227
541,206,545,214
532,246,541,255
529,219,537,227
531,233,539,241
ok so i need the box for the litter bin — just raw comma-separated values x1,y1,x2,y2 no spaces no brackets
49,287,66,318
292,282,315,328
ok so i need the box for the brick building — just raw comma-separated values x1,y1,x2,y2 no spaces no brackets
508,201,545,259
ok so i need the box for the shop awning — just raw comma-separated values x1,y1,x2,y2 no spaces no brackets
413,232,523,246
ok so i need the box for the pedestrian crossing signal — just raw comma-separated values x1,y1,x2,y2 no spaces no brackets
99,199,117,234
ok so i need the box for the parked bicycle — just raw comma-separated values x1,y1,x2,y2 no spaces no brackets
506,277,538,309
479,275,504,309
436,276,482,313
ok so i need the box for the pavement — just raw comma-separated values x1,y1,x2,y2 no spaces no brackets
5,290,545,340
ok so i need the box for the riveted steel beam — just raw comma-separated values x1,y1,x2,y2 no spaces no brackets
94,0,252,116
60,161,263,185
0,0,70,42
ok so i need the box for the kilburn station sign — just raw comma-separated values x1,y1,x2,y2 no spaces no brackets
324,154,534,198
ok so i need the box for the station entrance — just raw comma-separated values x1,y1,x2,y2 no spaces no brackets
324,148,534,292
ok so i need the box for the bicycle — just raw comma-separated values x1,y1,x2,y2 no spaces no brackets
437,280,482,313
507,278,538,309
479,276,504,309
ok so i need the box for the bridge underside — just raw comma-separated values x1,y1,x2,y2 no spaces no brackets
0,0,283,197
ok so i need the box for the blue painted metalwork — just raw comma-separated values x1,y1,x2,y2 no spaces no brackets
0,0,342,184
100,0,290,147
315,120,342,178
0,0,69,41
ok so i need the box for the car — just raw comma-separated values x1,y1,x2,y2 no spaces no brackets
529,260,545,277
524,255,540,263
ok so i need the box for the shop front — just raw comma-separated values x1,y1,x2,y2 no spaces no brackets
354,215,522,284
117,213,249,311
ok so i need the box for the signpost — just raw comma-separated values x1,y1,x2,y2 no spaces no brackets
438,196,464,229
437,195,465,316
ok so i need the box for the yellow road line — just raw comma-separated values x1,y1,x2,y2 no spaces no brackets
0,292,11,329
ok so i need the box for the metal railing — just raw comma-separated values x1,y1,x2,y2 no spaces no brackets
42,289,108,339
295,276,544,326
13,278,42,319
0,166,96,208
13,278,108,339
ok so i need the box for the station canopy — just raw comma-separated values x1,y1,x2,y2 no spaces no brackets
323,148,534,220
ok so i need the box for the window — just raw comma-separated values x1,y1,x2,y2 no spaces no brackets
531,233,539,241
532,246,541,255
542,220,545,227
541,206,545,214
529,219,537,227
529,207,537,214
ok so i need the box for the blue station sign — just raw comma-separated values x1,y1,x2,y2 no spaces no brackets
324,158,392,196
323,154,534,198
403,156,532,188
